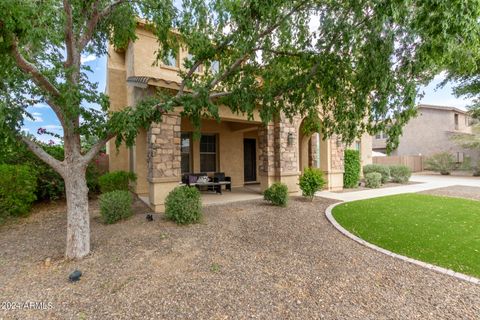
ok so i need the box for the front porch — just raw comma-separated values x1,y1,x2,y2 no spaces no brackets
136,111,345,212
140,184,264,208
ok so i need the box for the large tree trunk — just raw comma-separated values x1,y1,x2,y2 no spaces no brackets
64,164,90,259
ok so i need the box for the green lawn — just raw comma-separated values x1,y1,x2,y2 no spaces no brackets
332,194,480,278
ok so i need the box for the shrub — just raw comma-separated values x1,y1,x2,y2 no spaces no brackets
0,164,37,221
425,152,456,175
98,171,137,193
0,141,103,200
365,172,382,188
99,190,133,224
363,164,390,183
389,165,411,183
299,167,326,201
343,150,361,188
165,186,202,224
263,182,289,207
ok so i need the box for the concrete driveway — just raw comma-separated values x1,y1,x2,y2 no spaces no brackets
317,173,480,202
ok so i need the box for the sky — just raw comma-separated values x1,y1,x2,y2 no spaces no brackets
23,54,107,144
23,54,474,144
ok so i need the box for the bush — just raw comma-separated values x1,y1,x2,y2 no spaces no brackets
425,152,456,175
165,186,202,224
363,164,390,183
98,171,137,193
343,150,361,188
99,190,133,224
0,164,37,221
299,167,326,201
365,172,382,188
389,165,411,183
0,141,103,200
263,182,289,207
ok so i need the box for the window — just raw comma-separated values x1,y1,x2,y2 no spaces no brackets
454,113,459,130
375,131,387,139
200,134,217,172
162,49,178,68
211,60,220,74
355,141,361,152
181,133,192,173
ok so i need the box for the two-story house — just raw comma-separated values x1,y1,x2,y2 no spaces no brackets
372,104,474,162
106,22,372,212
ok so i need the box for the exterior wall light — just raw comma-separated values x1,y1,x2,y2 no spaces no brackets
287,132,295,146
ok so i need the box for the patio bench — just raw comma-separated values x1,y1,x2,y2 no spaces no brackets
182,172,232,194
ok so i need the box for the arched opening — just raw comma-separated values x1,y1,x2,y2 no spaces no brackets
298,119,319,173
298,117,330,175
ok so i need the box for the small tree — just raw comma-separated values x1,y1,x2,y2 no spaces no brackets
425,152,456,175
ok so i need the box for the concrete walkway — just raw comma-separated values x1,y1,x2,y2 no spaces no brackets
317,174,480,202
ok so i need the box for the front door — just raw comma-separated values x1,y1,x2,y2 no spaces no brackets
243,139,257,182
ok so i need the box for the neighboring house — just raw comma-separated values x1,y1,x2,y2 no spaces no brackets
106,22,372,212
372,104,474,162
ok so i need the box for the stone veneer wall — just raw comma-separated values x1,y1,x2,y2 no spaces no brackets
258,122,277,177
258,116,299,177
330,135,345,172
309,133,319,167
147,115,182,180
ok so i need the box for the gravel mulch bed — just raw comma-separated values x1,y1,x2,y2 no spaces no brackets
0,197,479,319
419,185,480,201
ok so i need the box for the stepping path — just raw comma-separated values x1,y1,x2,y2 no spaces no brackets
317,173,480,202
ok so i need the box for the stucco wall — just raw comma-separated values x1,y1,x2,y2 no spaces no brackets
392,108,474,159
106,47,129,173
181,118,260,187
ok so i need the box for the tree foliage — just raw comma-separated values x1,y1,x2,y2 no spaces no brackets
1,1,479,154
1,0,479,258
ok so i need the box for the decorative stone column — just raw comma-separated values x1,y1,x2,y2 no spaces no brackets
309,133,320,168
326,135,345,190
258,114,300,193
147,114,181,212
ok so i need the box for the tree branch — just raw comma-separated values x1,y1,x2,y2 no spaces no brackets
209,91,232,99
78,0,127,50
21,136,65,176
207,0,309,90
11,39,61,98
177,60,203,97
63,0,76,67
83,133,115,163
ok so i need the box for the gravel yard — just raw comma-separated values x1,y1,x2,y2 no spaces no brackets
419,185,480,201
0,196,479,319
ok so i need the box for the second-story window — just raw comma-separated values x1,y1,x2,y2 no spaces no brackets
163,49,178,68
211,60,220,74
375,131,387,139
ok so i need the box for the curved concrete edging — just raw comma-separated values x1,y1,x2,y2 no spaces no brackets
325,202,480,285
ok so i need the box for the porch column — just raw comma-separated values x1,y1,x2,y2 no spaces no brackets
325,135,345,191
258,123,277,191
258,114,300,193
147,114,182,212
